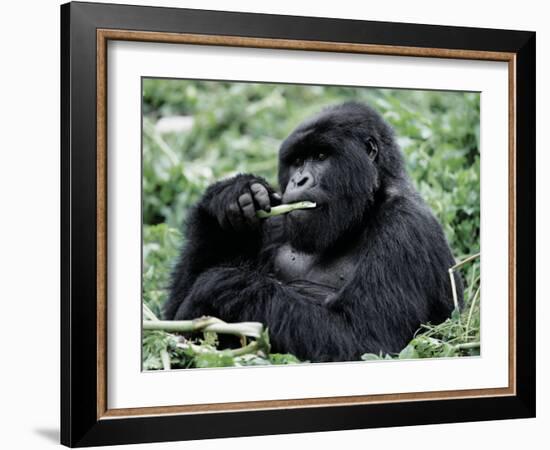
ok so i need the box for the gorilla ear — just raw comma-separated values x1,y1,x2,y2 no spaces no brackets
366,137,379,161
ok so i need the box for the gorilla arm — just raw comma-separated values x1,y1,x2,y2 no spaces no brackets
172,265,364,362
162,173,278,320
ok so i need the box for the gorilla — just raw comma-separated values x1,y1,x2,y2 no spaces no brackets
163,102,463,362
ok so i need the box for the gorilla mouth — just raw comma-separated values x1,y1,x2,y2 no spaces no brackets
290,198,317,206
282,193,315,204
285,198,319,207
287,202,324,219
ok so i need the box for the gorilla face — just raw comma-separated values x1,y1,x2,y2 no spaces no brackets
278,102,404,253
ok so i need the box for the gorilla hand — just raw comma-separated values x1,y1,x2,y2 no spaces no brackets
203,174,281,232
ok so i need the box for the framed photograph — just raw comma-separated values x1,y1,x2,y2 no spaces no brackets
61,1,536,447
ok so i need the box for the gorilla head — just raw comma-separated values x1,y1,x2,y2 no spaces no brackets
278,102,408,253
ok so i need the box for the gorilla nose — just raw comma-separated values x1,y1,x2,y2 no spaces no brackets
296,175,311,187
290,172,314,190
284,172,315,202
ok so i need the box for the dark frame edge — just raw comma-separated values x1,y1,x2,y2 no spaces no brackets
61,2,102,447
60,2,536,447
514,31,536,418
60,2,71,447
76,395,534,447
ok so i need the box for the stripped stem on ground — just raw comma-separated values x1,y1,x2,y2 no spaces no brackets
176,339,262,358
454,342,480,350
143,315,264,339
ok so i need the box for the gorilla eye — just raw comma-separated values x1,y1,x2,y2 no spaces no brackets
293,157,303,167
316,152,327,161
366,137,378,161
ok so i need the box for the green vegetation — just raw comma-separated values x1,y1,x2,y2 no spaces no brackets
142,79,480,369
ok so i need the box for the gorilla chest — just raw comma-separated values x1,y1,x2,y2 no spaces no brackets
273,244,357,291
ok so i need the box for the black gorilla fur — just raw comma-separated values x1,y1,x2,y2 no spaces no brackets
163,102,463,362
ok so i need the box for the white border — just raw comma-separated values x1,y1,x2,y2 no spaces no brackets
107,41,509,409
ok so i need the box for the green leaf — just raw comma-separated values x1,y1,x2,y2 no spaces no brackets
398,345,419,360
269,353,302,365
194,351,235,368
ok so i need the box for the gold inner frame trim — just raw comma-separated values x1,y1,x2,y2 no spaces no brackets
96,28,517,420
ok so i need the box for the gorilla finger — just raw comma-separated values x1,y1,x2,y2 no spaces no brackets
238,193,259,225
270,191,283,206
250,183,271,212
226,202,246,231
238,192,254,211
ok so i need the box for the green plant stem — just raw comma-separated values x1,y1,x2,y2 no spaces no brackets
143,318,263,338
143,303,158,322
449,268,460,312
256,201,316,219
467,263,478,300
448,252,481,312
160,349,171,370
176,339,261,358
229,341,259,357
451,252,481,271
465,285,481,336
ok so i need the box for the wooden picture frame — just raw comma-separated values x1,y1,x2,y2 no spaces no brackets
61,1,535,446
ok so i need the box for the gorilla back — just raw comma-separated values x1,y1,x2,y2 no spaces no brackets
164,102,463,362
